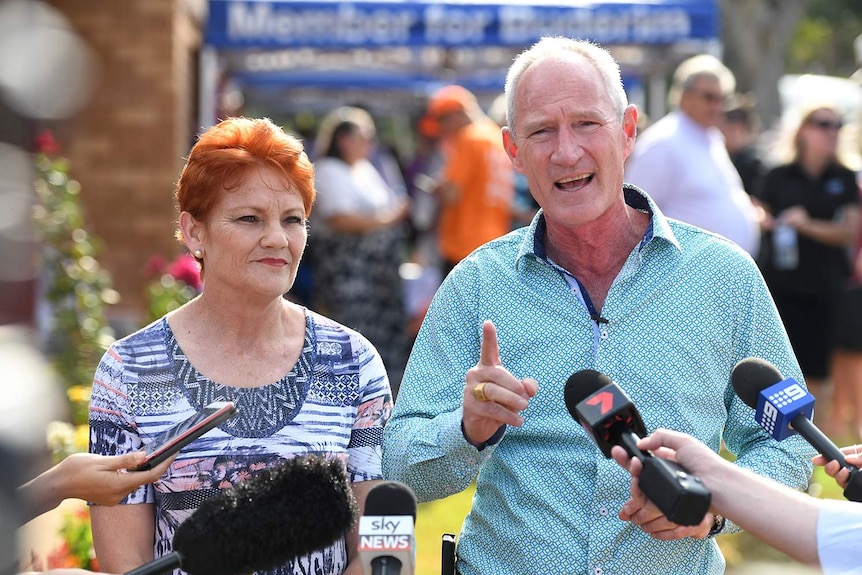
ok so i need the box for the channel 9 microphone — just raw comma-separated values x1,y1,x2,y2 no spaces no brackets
124,455,358,575
731,356,862,502
564,369,711,526
358,480,417,575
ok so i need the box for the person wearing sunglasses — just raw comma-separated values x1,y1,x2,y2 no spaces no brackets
755,103,860,432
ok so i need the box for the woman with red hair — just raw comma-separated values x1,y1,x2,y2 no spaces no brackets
88,117,390,575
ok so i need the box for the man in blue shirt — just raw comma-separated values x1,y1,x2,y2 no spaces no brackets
382,36,813,575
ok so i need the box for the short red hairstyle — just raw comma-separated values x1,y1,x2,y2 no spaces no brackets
175,117,316,245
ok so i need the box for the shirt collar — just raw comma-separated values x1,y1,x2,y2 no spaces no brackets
515,184,681,267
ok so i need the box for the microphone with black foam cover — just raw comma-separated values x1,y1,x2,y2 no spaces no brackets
564,369,711,526
358,480,417,575
731,356,862,502
124,454,358,575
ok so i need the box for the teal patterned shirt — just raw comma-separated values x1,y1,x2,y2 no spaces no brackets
382,186,814,575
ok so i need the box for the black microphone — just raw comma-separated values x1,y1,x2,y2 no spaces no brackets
564,369,711,526
731,357,862,502
124,454,358,575
358,480,417,575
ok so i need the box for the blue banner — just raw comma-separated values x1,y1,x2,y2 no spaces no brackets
206,0,719,49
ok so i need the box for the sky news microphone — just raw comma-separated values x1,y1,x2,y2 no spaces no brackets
564,369,711,526
358,480,417,575
731,356,862,502
124,455,357,575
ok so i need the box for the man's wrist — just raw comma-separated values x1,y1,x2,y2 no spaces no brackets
708,513,725,537
461,421,505,451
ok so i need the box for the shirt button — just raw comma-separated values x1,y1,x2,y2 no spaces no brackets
594,567,603,575
599,506,608,516
600,329,608,339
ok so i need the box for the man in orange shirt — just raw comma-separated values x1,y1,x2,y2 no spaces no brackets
421,85,515,275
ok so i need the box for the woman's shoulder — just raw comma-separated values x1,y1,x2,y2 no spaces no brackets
305,309,379,358
110,317,165,346
103,317,170,364
314,157,349,176
765,162,795,177
306,308,359,339
826,162,859,180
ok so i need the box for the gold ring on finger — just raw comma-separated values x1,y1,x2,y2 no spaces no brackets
473,382,490,402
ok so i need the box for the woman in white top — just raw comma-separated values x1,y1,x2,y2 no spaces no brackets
310,107,411,394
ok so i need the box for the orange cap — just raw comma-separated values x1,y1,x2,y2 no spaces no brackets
420,85,478,135
426,85,477,118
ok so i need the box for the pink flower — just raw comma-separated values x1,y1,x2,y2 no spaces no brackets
145,255,167,278
168,254,203,290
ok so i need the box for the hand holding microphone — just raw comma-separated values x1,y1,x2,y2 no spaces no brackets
813,444,862,490
730,357,862,502
123,455,357,575
564,370,711,527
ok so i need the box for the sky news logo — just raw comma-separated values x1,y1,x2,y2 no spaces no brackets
359,534,412,551
358,515,414,552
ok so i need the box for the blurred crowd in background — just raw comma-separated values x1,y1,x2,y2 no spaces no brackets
288,46,862,425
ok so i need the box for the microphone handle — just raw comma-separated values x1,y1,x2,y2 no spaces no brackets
844,468,862,503
790,414,862,502
618,430,647,460
790,414,850,467
123,553,182,575
371,555,403,575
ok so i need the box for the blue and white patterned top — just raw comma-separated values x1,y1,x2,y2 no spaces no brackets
382,186,814,575
89,309,391,575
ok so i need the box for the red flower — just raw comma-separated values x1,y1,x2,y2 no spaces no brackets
34,129,60,155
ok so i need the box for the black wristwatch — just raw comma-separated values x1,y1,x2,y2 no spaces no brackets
708,514,725,537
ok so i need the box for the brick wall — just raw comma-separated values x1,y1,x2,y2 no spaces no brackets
47,0,202,330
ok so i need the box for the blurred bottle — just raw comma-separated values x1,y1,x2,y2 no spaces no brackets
772,221,799,270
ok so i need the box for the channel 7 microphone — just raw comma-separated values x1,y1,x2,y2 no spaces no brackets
564,369,711,526
124,455,358,575
731,357,862,502
358,480,417,575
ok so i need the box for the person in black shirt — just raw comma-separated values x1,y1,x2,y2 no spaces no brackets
756,103,860,425
721,94,767,197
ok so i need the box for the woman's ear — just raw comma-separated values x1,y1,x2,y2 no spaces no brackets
178,211,204,252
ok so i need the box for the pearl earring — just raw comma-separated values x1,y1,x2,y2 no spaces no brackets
193,249,203,259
